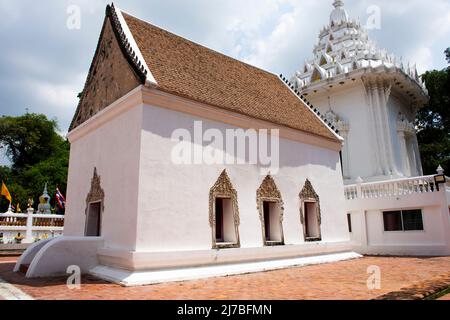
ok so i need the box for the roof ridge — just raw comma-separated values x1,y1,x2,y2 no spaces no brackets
70,3,341,142
279,74,343,141
118,7,279,79
108,4,154,84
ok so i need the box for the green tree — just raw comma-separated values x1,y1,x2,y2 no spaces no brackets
416,48,450,174
0,113,63,170
0,113,69,212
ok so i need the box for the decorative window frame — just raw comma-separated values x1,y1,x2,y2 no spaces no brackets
257,175,285,246
299,179,322,242
84,167,105,237
209,170,240,249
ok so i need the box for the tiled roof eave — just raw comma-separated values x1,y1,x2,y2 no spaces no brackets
151,86,342,144
119,8,340,142
279,75,344,141
107,4,150,85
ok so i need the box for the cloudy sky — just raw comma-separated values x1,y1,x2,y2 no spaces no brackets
0,0,449,134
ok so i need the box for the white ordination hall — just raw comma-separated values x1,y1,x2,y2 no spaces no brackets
15,1,450,286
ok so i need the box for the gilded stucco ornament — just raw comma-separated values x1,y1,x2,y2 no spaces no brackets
209,169,240,249
299,179,322,241
85,167,105,214
256,174,284,246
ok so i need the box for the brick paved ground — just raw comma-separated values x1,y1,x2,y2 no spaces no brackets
0,256,449,300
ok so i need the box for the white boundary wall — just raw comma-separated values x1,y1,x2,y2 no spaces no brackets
345,177,450,256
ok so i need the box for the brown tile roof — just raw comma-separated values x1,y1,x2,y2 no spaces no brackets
120,10,339,142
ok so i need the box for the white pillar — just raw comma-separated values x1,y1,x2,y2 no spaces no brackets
412,135,423,176
356,176,363,199
371,85,387,175
407,138,418,176
363,78,383,176
361,210,369,247
376,79,398,176
22,208,34,244
339,126,351,179
397,130,411,176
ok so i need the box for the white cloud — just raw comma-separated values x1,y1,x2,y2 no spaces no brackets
411,47,434,75
0,0,449,132
30,81,79,110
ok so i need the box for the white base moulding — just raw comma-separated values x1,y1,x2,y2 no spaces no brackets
89,251,362,287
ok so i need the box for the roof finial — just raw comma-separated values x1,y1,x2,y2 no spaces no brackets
333,0,344,8
330,0,348,25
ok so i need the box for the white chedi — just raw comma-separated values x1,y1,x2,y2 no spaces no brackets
291,0,427,94
37,184,52,215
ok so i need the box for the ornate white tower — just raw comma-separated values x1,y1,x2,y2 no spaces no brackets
291,0,429,183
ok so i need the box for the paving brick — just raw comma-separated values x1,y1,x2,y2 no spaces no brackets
0,256,449,300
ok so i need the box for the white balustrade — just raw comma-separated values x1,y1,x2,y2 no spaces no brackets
345,175,438,200
0,208,64,244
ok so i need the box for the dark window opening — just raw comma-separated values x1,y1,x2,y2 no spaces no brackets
214,197,237,245
402,210,424,231
263,201,271,241
304,202,320,240
347,213,352,233
383,211,402,231
215,198,224,242
262,201,283,244
383,210,423,232
85,202,101,237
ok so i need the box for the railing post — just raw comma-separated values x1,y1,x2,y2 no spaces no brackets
356,176,363,199
23,207,34,244
6,204,13,223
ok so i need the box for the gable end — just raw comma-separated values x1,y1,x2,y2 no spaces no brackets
69,6,147,131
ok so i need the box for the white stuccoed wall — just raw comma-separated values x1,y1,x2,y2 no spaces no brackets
135,103,350,252
347,188,450,256
64,104,143,251
307,80,422,183
307,82,375,181
387,93,422,177
61,87,353,272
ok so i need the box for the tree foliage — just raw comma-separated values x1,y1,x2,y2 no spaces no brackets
0,113,69,212
416,48,450,175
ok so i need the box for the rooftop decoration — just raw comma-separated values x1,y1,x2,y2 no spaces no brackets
290,1,428,96
37,184,52,215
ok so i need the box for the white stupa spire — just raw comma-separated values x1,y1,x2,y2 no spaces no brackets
290,1,428,97
330,0,348,25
